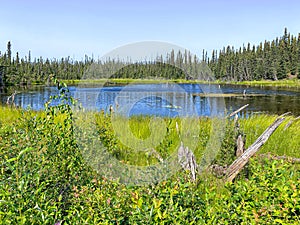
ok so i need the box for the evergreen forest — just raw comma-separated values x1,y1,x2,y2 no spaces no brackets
0,28,299,87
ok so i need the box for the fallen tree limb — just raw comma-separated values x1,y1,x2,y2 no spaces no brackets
225,116,285,182
227,104,249,118
284,115,300,130
278,112,291,118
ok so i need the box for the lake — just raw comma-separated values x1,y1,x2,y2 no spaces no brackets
1,83,299,117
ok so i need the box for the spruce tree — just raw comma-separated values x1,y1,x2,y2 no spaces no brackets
6,41,12,64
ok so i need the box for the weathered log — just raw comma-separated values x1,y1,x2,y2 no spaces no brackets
225,117,285,182
227,104,249,118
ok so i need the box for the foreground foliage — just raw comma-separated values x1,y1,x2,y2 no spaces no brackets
0,104,299,224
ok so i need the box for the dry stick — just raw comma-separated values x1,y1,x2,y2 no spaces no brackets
236,135,244,157
6,91,17,106
225,117,285,182
284,115,300,130
209,104,249,176
232,107,246,158
279,112,291,117
227,104,249,118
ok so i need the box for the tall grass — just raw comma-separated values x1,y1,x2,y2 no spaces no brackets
1,106,299,161
240,114,300,157
0,106,24,125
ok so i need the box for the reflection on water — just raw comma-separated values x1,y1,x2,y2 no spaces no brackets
0,83,299,117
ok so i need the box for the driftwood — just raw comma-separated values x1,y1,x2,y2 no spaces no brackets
225,117,285,182
177,104,295,183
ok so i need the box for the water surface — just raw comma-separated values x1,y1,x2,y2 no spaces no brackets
1,83,299,117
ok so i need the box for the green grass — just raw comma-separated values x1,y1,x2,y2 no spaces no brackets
62,78,300,89
0,106,24,125
231,78,300,88
0,105,299,224
240,114,300,158
62,78,202,86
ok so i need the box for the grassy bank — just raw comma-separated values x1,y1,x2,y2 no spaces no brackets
222,79,300,88
0,106,299,224
62,78,300,88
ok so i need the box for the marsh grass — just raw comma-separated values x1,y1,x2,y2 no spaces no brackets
240,114,300,158
235,79,300,88
63,78,300,89
92,113,209,166
0,106,24,125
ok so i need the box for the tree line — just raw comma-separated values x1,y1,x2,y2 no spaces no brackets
209,28,300,81
0,28,299,87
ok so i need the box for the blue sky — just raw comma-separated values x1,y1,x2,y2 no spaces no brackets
1,0,300,60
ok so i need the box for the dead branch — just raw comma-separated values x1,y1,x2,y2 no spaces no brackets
233,114,239,125
6,91,17,107
284,116,300,130
225,117,285,182
279,112,291,118
227,104,249,118
233,111,245,159
236,134,244,157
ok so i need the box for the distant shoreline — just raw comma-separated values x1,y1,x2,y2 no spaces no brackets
61,78,300,88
